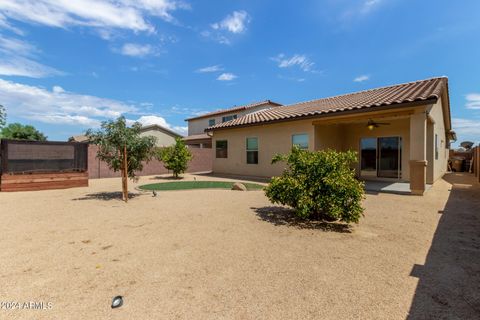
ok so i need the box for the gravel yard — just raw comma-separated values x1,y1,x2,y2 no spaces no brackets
0,173,478,320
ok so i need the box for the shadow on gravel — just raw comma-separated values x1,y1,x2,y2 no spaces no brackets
72,192,142,201
251,206,351,233
149,176,184,181
408,173,480,319
195,172,269,183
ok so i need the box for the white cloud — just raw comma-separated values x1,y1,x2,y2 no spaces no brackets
168,106,210,117
0,35,35,56
278,75,305,82
211,10,250,34
0,13,24,35
0,57,63,78
361,0,382,14
339,0,385,23
196,65,223,73
119,43,157,57
52,85,65,93
466,93,480,109
203,10,250,44
0,35,62,78
134,115,187,135
0,78,138,127
354,75,370,82
0,78,186,135
271,54,315,72
200,30,231,44
0,0,188,34
452,118,480,143
217,73,237,81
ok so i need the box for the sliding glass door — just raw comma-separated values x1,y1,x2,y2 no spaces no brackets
377,137,401,178
360,137,402,179
360,138,377,177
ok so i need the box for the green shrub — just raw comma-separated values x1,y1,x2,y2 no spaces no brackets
264,147,365,223
156,137,192,178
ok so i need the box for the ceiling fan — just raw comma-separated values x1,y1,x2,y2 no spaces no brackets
366,119,390,130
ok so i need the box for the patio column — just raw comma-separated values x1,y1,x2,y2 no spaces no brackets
409,111,428,195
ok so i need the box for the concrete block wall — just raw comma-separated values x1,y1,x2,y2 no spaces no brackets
88,145,212,179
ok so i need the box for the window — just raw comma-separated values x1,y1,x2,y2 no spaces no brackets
435,134,439,160
208,119,216,126
292,134,309,149
222,114,237,122
246,137,258,164
216,140,228,158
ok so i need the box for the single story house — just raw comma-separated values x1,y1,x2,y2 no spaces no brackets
206,77,456,195
184,100,282,148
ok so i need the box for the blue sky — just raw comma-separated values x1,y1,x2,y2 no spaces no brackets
0,0,479,145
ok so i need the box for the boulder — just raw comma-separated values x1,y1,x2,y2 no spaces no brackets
231,182,247,191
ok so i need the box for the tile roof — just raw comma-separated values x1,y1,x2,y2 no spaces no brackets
183,133,211,141
206,77,448,131
185,100,282,121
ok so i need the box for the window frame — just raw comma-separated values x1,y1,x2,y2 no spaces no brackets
246,137,259,164
215,140,228,159
222,114,238,123
292,133,309,150
208,119,216,127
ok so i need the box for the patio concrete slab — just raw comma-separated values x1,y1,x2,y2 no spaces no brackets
364,180,432,195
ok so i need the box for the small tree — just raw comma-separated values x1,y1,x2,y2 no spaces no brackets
264,147,365,223
1,123,47,141
0,105,5,130
156,137,192,178
86,116,156,202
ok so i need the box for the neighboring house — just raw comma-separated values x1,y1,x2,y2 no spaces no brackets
68,124,182,147
184,100,282,148
139,124,182,147
206,77,456,195
68,135,89,143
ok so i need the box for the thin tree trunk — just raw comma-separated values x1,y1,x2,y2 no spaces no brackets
123,144,128,203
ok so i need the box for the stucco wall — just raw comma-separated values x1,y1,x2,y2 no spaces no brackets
314,124,345,150
212,118,315,177
426,120,434,183
140,129,177,147
88,145,212,179
188,103,279,136
426,97,449,182
212,117,411,179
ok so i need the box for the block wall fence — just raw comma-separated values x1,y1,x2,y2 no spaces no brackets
88,145,212,179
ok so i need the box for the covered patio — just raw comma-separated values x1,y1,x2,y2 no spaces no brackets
311,104,448,195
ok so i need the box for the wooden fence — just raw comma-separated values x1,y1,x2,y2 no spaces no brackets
0,139,89,192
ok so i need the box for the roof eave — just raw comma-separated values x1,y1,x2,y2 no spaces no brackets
205,98,438,132
184,100,282,121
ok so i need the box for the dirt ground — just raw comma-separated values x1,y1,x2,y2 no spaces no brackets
0,173,479,320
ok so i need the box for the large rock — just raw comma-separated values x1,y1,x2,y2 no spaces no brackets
231,182,247,191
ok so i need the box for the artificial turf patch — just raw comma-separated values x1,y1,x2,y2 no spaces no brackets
139,181,264,191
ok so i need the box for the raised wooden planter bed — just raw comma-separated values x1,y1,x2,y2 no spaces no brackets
0,172,88,192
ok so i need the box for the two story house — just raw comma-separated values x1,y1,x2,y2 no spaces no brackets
183,100,282,148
